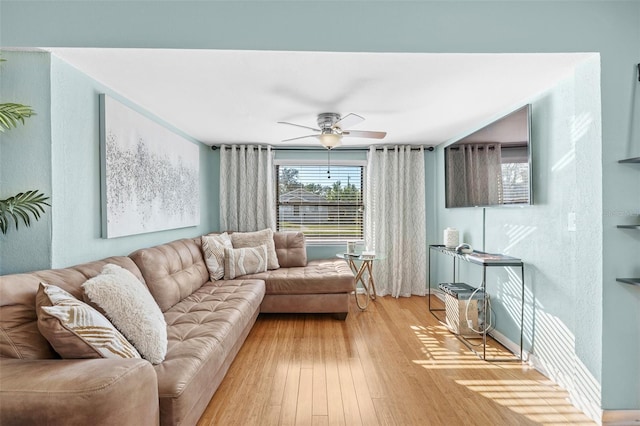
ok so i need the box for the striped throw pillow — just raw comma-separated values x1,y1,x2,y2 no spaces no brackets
202,232,233,280
36,283,140,359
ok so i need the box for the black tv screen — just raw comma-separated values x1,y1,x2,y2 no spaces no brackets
445,104,532,208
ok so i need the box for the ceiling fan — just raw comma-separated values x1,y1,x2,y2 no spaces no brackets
278,112,386,149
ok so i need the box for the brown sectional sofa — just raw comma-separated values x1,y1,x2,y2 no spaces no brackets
0,232,355,426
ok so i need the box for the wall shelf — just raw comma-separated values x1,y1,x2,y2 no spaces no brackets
616,156,640,286
617,158,639,287
618,157,640,163
616,278,640,286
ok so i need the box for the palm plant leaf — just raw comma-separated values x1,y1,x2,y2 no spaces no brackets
0,190,50,234
0,103,36,132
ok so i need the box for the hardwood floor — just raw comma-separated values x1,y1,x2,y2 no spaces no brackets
197,296,595,426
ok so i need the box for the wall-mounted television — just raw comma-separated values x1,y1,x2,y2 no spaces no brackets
445,104,532,208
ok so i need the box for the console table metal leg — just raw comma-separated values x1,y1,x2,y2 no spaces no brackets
482,266,487,360
520,265,525,361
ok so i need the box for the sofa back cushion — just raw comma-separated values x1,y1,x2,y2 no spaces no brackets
273,232,307,268
0,257,142,360
129,238,209,312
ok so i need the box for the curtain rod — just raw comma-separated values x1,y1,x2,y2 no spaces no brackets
210,145,434,152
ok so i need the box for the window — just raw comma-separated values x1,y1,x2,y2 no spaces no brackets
500,145,530,205
276,164,364,242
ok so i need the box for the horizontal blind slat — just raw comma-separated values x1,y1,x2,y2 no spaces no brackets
276,164,364,241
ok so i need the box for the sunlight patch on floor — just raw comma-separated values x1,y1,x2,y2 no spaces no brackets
456,379,595,425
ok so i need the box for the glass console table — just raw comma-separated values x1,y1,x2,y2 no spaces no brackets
336,253,382,310
428,244,525,362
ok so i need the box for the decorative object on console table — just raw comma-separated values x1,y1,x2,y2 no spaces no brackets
99,94,200,238
443,227,459,248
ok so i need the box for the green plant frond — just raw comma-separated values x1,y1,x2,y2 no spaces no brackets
0,103,36,132
0,190,50,234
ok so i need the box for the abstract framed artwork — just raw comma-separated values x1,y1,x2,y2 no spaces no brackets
99,94,200,238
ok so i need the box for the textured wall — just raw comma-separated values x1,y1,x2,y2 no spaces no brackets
0,51,52,274
435,59,604,419
48,57,218,269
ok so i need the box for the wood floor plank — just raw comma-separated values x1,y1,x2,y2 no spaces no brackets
312,359,328,416
337,359,362,425
324,358,346,426
296,368,314,426
196,296,596,426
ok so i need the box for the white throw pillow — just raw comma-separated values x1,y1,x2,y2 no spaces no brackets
224,245,268,280
230,228,280,270
202,232,233,280
82,264,167,364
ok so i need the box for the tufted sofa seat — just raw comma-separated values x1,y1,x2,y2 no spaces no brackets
245,259,355,319
153,279,264,425
129,238,265,426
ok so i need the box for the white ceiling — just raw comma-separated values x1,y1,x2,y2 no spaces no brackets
45,48,597,147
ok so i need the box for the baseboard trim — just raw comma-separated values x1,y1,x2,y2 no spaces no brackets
487,328,530,362
602,410,640,425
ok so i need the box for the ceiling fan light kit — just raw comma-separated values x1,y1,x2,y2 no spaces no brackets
278,112,386,148
319,132,342,149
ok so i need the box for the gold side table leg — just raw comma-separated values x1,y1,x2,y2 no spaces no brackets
366,260,377,300
353,261,371,310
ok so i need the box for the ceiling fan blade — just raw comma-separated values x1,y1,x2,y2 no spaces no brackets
342,130,387,139
333,113,364,130
281,134,320,142
277,121,321,132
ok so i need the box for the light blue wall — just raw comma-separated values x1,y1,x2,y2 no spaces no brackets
434,58,604,419
0,52,218,273
2,0,639,417
0,51,52,274
48,57,218,268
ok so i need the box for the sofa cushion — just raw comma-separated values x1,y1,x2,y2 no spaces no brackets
129,238,210,312
0,256,143,360
243,259,355,295
201,232,233,281
36,283,141,360
155,278,265,426
82,264,167,364
224,245,268,280
0,358,159,426
273,231,307,267
230,228,280,270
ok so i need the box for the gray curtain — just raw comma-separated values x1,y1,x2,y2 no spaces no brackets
446,143,503,207
365,146,427,297
219,145,275,231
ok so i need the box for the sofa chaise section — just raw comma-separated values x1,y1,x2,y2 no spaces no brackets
246,259,355,319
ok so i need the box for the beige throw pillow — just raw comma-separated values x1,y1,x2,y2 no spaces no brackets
224,245,268,279
82,264,167,364
36,283,141,360
230,228,279,270
202,232,233,280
